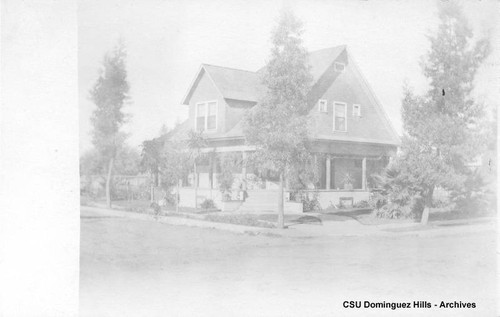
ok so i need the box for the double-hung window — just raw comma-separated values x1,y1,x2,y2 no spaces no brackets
333,102,347,132
195,101,217,132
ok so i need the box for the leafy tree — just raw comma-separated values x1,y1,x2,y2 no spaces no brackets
243,10,313,228
80,146,140,198
161,140,192,211
380,2,490,222
80,149,107,178
113,146,141,175
81,146,140,178
89,39,130,208
140,139,163,186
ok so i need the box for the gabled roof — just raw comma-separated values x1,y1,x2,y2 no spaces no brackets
182,45,346,105
203,64,264,102
181,65,263,104
178,45,400,146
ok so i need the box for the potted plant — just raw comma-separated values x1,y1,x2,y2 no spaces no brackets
342,172,354,190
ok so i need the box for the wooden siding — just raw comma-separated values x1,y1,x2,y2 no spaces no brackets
187,70,227,137
309,54,395,143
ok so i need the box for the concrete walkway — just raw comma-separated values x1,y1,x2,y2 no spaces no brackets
81,206,496,238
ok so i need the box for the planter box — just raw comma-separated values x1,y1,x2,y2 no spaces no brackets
221,200,243,212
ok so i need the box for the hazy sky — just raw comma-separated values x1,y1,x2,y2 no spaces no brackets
79,0,499,152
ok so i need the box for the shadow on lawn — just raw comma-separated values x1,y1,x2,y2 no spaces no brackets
289,215,323,226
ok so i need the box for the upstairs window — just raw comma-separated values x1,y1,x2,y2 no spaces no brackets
195,101,217,132
334,102,347,132
318,99,328,113
353,104,361,117
207,101,217,130
334,62,345,72
196,103,205,132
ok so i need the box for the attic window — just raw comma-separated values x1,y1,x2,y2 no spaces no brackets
353,104,361,117
334,62,345,72
318,99,327,113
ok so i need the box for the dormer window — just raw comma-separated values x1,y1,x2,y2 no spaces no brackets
334,62,345,72
318,99,328,113
353,104,361,117
195,101,217,132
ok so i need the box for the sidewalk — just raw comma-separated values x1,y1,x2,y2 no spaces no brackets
81,206,496,239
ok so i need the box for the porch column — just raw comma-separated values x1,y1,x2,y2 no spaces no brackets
362,157,367,190
211,155,217,189
326,156,331,190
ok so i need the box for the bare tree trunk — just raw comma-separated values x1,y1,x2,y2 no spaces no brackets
194,162,198,209
277,172,285,229
106,157,114,209
421,186,434,225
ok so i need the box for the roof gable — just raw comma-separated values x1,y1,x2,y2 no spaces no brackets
182,45,347,105
346,52,400,145
182,65,263,105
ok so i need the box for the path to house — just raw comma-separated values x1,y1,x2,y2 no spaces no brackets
80,207,497,317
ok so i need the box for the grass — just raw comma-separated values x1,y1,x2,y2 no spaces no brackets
81,197,219,215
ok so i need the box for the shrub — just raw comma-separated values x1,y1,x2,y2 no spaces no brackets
200,199,216,209
375,195,424,219
353,200,370,209
162,190,178,206
302,194,321,212
370,166,424,219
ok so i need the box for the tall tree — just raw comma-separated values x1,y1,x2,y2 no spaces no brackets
140,139,162,186
243,10,313,228
89,40,130,208
396,1,490,222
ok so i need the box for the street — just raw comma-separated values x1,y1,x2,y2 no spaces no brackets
80,207,497,317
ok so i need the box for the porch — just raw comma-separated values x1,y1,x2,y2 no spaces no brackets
166,138,394,212
177,156,387,211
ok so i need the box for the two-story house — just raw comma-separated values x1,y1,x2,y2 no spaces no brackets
169,45,400,211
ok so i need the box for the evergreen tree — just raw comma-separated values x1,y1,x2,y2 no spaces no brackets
89,40,130,208
391,2,490,221
243,10,313,228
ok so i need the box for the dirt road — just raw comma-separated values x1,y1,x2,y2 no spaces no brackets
80,207,497,317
